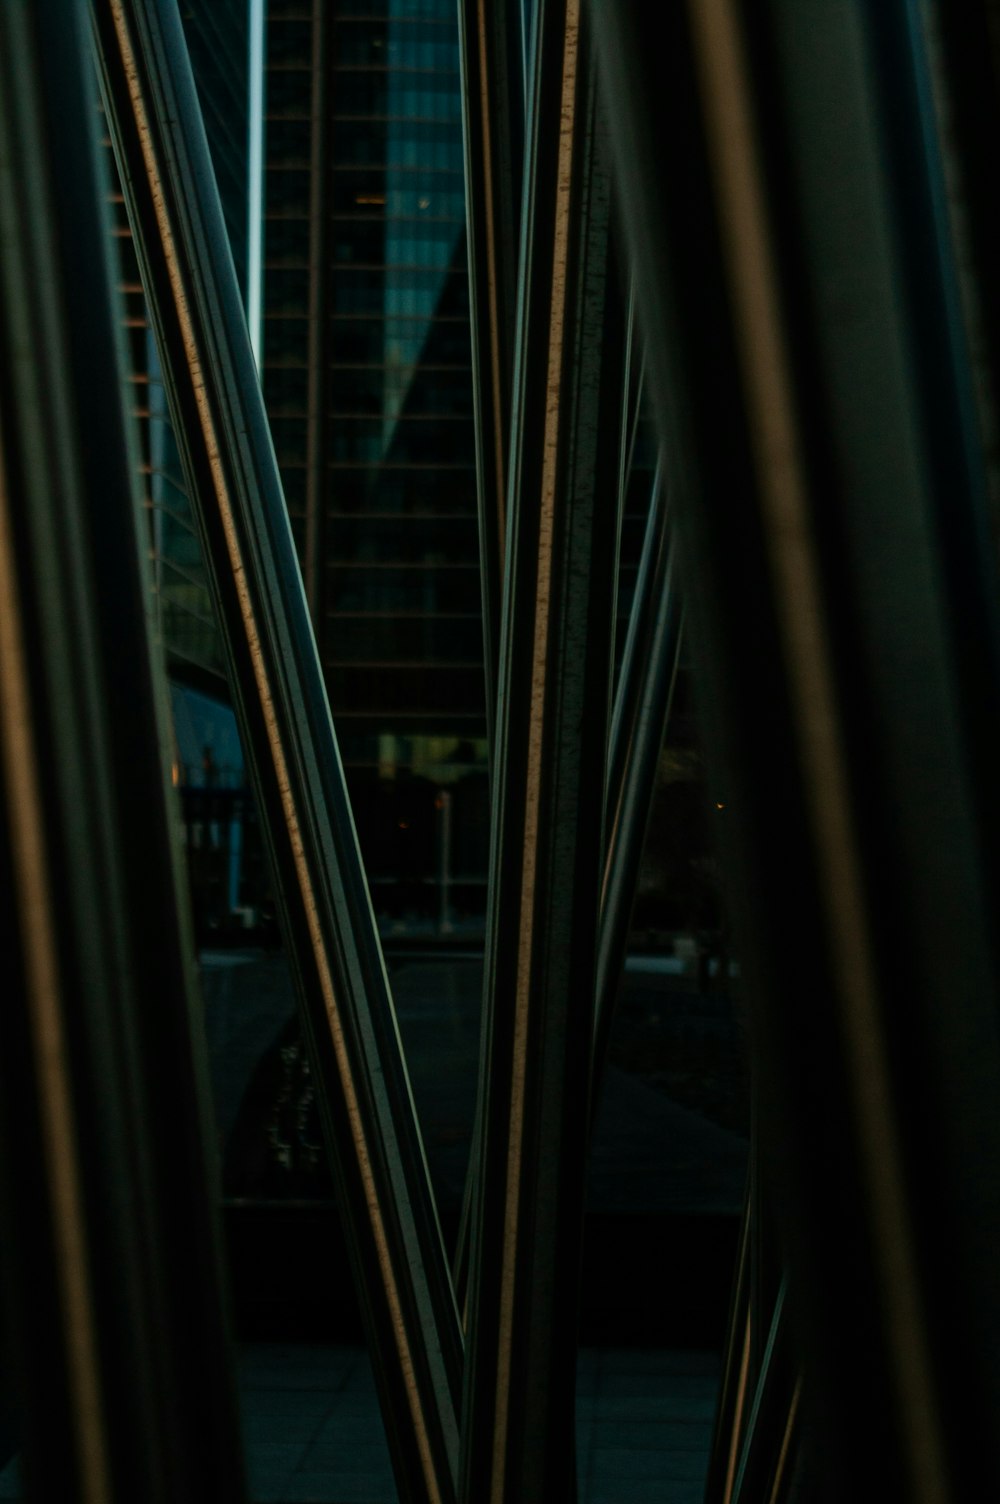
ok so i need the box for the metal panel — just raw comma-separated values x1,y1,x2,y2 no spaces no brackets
0,2,245,1498
459,2,621,1497
92,3,462,1501
923,0,1000,553
590,1,1000,1499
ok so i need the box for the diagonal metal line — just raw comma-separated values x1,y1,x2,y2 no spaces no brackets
605,462,666,842
729,1277,793,1504
606,279,638,715
610,281,645,643
91,3,462,1500
456,422,670,1319
704,1181,753,1504
303,0,330,626
457,0,524,762
0,2,245,1498
592,465,683,1101
591,293,676,1121
453,0,525,1313
451,0,548,1316
765,1378,803,1504
456,13,653,1323
706,1130,796,1504
460,2,622,1497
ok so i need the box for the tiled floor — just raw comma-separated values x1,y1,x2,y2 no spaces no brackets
0,1343,718,1502
238,1343,718,1504
239,1345,396,1504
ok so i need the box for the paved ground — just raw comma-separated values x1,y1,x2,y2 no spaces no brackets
0,951,741,1498
0,1343,719,1503
238,1342,719,1504
201,950,748,1218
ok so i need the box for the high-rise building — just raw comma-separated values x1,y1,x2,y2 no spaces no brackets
108,1,256,695
104,3,263,930
261,0,489,919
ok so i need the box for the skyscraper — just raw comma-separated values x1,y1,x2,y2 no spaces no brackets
262,0,488,918
110,0,487,921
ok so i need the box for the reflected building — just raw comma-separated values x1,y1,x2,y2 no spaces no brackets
263,0,488,919
111,0,487,927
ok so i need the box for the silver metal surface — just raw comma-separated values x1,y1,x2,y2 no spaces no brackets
460,3,621,1497
93,3,462,1500
457,0,525,759
0,2,245,1497
590,0,1000,1497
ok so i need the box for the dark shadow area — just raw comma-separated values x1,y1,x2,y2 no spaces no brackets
205,951,746,1346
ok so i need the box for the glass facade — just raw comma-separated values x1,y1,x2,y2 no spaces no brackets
113,2,490,930
264,0,484,747
107,1,253,685
264,0,488,924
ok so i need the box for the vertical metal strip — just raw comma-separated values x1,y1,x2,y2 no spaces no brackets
728,1278,791,1504
765,1380,802,1504
590,0,1000,1497
606,281,641,694
303,0,330,626
592,468,683,1096
0,452,112,1504
92,3,462,1501
453,0,564,1318
604,464,663,836
452,0,526,1306
704,1185,752,1504
457,0,523,757
461,2,621,1497
684,6,944,1495
0,2,246,1498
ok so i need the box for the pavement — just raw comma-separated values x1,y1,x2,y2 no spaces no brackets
235,1343,720,1504
0,949,744,1500
0,1343,719,1503
198,949,749,1220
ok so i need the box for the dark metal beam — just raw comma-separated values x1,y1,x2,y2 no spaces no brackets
591,0,1000,1499
729,1279,797,1504
919,1,1000,559
605,462,663,824
0,3,245,1498
457,0,525,757
303,0,331,626
704,1188,754,1504
592,466,682,1092
459,2,621,1497
92,4,462,1501
606,276,641,755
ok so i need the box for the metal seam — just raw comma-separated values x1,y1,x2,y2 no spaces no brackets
492,3,579,1496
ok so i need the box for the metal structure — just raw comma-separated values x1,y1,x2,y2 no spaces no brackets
3,1,1000,1502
